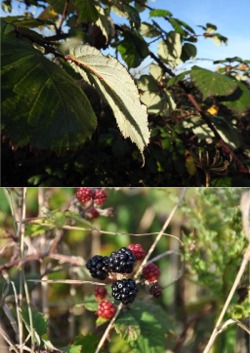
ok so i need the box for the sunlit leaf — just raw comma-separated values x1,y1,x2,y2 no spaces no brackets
149,9,173,17
68,44,150,156
140,22,161,38
191,66,238,99
158,32,182,67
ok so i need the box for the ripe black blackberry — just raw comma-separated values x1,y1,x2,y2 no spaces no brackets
86,255,109,280
108,247,136,274
149,282,163,297
112,279,138,304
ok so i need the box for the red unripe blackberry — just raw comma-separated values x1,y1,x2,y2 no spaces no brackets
142,263,160,282
86,207,99,220
128,243,145,260
94,189,107,206
76,187,95,204
112,279,138,304
94,286,107,301
97,300,116,319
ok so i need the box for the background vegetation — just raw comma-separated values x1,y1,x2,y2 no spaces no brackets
0,187,249,353
1,0,250,186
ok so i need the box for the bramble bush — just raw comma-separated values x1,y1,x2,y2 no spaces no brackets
0,187,249,353
1,0,250,186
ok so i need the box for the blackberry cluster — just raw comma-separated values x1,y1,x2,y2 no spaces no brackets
87,244,162,305
112,279,138,304
86,255,109,280
108,247,136,274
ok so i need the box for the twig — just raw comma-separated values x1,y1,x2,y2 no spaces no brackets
94,303,123,353
0,325,19,353
0,253,85,273
135,188,187,277
58,0,70,32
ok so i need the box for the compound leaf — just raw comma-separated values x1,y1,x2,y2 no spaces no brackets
69,45,150,156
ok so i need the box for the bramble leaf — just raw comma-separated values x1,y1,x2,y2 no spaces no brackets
68,45,150,157
149,9,173,17
191,66,238,99
158,32,182,67
2,37,97,150
116,301,171,353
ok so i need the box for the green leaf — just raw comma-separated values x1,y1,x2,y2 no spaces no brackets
118,31,149,68
75,0,99,23
114,314,141,342
149,63,163,80
190,66,238,99
82,295,99,311
2,0,12,12
22,308,47,346
124,301,171,353
3,15,55,28
181,43,197,62
1,19,16,38
167,70,190,87
111,3,140,28
74,335,99,353
140,90,174,116
1,37,97,150
137,75,159,92
140,22,161,38
219,81,250,115
46,0,74,14
157,32,182,67
96,316,109,326
95,5,111,43
26,223,55,237
169,18,195,35
64,210,94,227
149,9,173,18
206,23,217,33
211,116,243,149
69,45,150,157
61,345,82,353
211,33,228,46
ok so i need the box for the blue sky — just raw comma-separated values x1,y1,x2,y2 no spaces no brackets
2,0,250,70
149,0,250,63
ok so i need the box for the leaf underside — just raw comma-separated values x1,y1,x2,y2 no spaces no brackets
69,44,150,155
